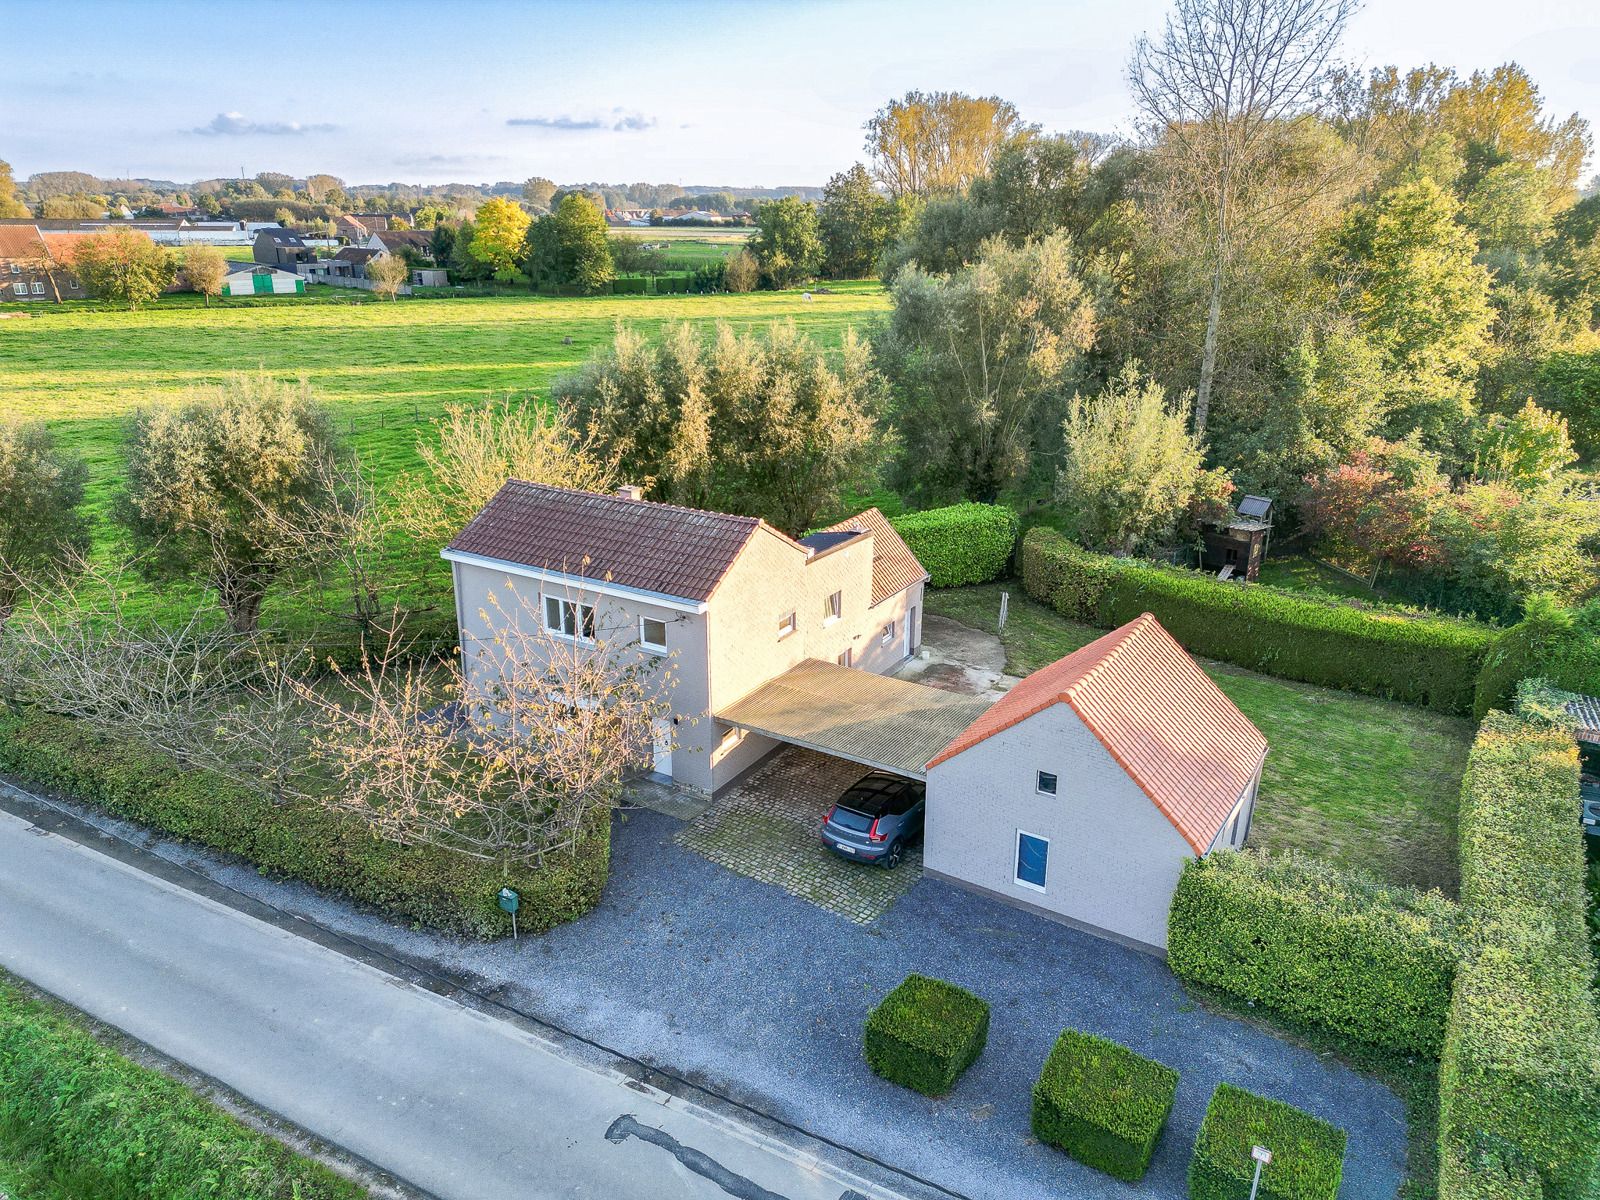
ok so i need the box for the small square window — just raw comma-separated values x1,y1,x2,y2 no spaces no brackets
639,616,668,652
777,611,796,639
1036,771,1058,796
881,620,895,646
836,648,852,668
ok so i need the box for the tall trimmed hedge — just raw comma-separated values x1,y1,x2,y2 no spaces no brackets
889,503,1018,588
862,974,989,1096
1021,527,1497,714
1439,711,1600,1200
0,709,608,940
0,978,365,1199
1031,1029,1178,1181
1472,599,1600,719
1167,850,1460,1056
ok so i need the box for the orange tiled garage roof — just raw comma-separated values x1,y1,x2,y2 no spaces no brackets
927,613,1267,854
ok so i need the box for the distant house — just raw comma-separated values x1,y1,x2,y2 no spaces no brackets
923,614,1267,951
334,214,374,243
350,212,396,232
331,246,382,278
365,229,434,258
252,228,315,270
222,261,305,297
0,225,87,302
665,209,726,224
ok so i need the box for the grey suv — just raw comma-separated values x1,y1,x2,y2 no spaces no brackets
820,772,925,868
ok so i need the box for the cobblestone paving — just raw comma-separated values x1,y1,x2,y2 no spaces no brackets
675,747,923,923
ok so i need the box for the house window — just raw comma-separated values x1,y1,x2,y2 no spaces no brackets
881,620,895,646
777,611,796,639
8,263,18,274
719,724,743,750
639,616,668,652
1016,831,1049,892
823,590,842,624
543,594,595,641
1036,771,1058,796
11,282,24,297
30,281,44,295
836,648,852,668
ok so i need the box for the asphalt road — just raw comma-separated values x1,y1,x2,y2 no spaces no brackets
0,806,897,1200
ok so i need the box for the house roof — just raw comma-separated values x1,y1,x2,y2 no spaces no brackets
256,229,306,246
374,229,432,251
226,261,294,275
927,614,1268,854
818,507,929,606
334,246,381,263
444,480,762,603
1565,694,1600,744
0,225,47,259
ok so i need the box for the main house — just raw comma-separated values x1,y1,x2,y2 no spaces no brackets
0,225,87,302
446,482,1267,952
444,481,928,795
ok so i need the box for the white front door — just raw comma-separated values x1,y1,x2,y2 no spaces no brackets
651,718,672,777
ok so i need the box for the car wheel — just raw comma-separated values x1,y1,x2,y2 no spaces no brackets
883,840,904,869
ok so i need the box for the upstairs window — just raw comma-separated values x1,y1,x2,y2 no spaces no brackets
543,595,595,641
823,590,842,624
777,611,796,639
1036,771,1058,796
639,616,668,652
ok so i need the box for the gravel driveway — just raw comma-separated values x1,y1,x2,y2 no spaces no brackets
46,789,1408,1200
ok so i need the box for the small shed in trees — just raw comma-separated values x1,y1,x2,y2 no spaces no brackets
1200,494,1273,581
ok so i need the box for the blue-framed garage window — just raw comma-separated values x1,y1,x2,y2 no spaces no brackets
1015,830,1049,892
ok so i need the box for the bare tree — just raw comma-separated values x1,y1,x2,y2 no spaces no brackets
294,585,674,872
1129,0,1356,434
366,253,410,301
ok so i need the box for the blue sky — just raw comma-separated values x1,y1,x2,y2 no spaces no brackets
5,0,1599,187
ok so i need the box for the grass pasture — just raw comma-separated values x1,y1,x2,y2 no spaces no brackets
926,584,1470,894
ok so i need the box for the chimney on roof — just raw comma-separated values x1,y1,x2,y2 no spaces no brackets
616,484,644,501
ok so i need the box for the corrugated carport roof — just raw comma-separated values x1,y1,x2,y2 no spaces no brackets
716,660,991,779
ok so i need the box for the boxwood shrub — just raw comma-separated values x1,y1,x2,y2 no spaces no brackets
890,503,1018,588
1167,850,1460,1056
1019,526,1496,714
862,974,989,1096
1440,711,1600,1200
1031,1028,1178,1181
1190,1084,1347,1200
0,708,608,940
0,977,365,1199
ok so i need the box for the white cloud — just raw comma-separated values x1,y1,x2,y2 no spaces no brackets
506,110,657,132
193,111,338,136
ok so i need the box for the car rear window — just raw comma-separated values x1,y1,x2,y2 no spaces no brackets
831,806,875,831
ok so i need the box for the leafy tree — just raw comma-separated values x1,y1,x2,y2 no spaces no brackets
40,193,107,219
1463,161,1555,254
1335,177,1494,460
1436,483,1600,609
1474,399,1576,493
607,236,665,277
367,253,410,300
467,197,532,278
1055,365,1208,553
449,220,484,282
818,164,893,278
750,197,823,289
303,173,344,205
864,90,1030,196
723,249,759,293
182,245,228,307
1438,64,1591,198
1129,0,1357,434
0,159,27,218
70,229,178,310
523,194,614,293
430,221,458,266
0,420,90,624
1301,437,1450,582
114,372,346,633
555,321,884,534
875,234,1096,503
522,177,557,209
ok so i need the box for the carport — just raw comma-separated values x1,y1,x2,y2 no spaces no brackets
715,659,991,780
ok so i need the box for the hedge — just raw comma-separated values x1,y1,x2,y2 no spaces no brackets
1439,711,1600,1200
1166,850,1460,1056
1031,1028,1178,1181
1190,1084,1347,1200
0,977,365,1199
610,275,649,294
889,503,1018,588
0,709,608,940
1472,598,1600,719
862,974,989,1096
1020,527,1497,714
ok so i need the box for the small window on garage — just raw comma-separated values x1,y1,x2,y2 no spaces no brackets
1036,771,1058,796
836,647,852,668
639,616,668,652
777,610,796,639
1016,831,1049,892
823,590,842,624
881,619,895,646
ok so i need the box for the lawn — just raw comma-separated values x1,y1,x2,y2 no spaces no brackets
925,584,1471,895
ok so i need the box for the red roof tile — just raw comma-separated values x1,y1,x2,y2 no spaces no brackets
927,614,1267,854
0,225,48,259
445,480,761,603
819,507,928,606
